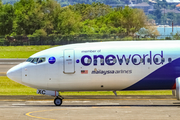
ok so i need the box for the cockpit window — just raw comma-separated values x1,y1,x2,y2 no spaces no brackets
38,57,46,63
26,57,46,64
26,58,33,62
31,58,39,64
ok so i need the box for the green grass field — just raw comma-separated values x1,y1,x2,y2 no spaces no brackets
0,76,36,95
0,46,55,58
0,76,172,95
0,46,173,95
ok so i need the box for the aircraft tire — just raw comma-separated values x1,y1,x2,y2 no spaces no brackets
54,97,62,106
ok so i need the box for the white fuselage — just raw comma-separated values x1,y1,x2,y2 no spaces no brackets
7,41,180,92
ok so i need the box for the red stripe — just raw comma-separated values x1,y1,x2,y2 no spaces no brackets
172,83,176,89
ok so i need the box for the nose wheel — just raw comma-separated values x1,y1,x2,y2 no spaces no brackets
54,97,63,106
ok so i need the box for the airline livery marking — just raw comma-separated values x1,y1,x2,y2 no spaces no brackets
48,57,56,64
91,70,132,75
81,51,164,66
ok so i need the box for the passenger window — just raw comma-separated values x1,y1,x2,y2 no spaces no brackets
147,58,151,63
100,59,104,63
119,59,123,64
113,58,116,63
126,59,129,64
87,59,91,63
155,58,158,63
161,58,165,63
133,58,137,63
106,59,110,64
168,58,172,63
94,59,97,64
140,58,144,63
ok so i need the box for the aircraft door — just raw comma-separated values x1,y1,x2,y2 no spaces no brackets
63,49,75,74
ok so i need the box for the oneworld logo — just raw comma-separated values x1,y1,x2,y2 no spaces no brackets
81,51,164,66
48,57,56,64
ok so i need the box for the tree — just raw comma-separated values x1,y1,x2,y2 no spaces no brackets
138,26,159,38
171,32,180,40
153,9,162,24
103,6,147,35
167,12,175,20
0,3,14,35
13,0,44,35
81,19,97,34
0,1,159,38
82,6,148,36
70,2,111,21
56,8,82,34
40,0,61,34
175,14,180,26
0,0,2,7
122,7,147,35
13,0,62,35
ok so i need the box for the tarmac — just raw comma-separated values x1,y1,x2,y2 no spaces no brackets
0,95,177,101
0,95,180,120
1,59,180,120
0,59,25,76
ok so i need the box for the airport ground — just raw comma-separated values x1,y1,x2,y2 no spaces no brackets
0,95,180,120
0,59,25,76
1,59,180,120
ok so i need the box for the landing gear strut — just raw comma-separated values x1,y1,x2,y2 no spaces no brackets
54,96,64,106
36,89,64,106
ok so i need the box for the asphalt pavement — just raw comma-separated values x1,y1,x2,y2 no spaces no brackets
0,59,26,76
0,95,176,101
0,96,180,120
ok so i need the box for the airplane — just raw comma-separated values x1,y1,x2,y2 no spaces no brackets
6,40,180,106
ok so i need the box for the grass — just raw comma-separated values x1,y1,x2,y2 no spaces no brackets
0,46,55,58
0,76,37,95
0,76,172,95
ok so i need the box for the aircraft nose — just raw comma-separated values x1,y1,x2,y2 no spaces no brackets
7,64,22,84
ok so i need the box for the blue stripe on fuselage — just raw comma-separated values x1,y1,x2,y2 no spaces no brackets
124,57,180,90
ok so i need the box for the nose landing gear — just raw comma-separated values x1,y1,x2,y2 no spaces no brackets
37,89,64,106
54,96,64,106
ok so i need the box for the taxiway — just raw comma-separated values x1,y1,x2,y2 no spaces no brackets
0,95,180,120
